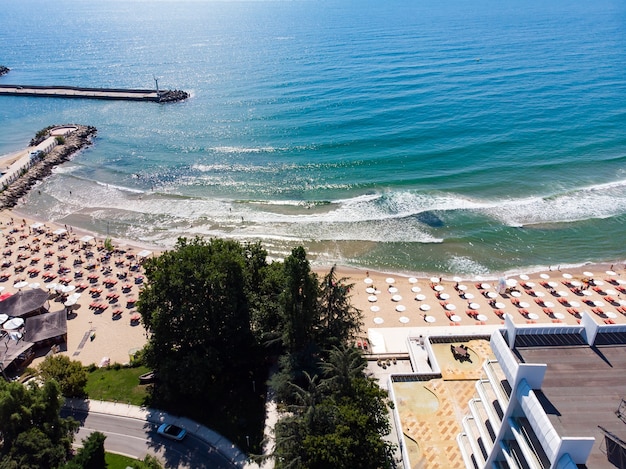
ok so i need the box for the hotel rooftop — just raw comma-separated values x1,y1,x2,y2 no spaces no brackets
380,313,626,469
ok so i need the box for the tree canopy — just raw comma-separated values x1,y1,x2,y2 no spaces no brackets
274,346,394,469
136,238,390,465
38,355,88,398
139,237,262,403
0,379,78,468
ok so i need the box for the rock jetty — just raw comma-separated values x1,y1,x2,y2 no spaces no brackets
157,89,189,103
0,125,97,209
0,66,9,77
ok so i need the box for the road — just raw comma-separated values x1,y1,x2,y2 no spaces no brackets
62,408,239,469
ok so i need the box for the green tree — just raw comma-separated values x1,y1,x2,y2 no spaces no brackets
274,349,394,469
279,246,319,355
0,380,78,468
249,261,286,348
73,431,106,469
319,345,366,397
38,355,88,398
137,238,260,405
317,266,363,349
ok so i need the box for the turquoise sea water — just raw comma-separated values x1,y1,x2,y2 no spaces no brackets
1,0,626,276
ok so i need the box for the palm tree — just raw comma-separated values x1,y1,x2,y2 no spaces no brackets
320,345,366,397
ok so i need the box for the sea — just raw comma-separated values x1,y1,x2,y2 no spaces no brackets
1,0,626,277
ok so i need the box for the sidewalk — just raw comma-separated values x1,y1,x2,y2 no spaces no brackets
64,398,257,468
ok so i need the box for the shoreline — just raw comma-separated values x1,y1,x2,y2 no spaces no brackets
2,128,626,366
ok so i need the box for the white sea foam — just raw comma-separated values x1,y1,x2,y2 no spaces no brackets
481,180,626,226
208,146,277,154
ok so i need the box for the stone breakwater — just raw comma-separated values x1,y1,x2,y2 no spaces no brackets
157,89,189,103
0,125,97,209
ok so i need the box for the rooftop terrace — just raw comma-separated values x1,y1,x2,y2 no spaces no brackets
515,338,626,468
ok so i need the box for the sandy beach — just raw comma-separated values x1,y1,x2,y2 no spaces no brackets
326,261,626,345
1,204,625,368
0,208,153,366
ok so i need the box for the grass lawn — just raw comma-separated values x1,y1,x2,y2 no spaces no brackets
85,365,151,406
105,452,162,469
106,453,140,468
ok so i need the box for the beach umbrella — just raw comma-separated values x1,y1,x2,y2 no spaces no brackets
368,295,377,302
391,294,402,302
411,286,421,293
562,273,573,279
409,277,418,284
373,317,384,324
386,277,395,284
540,273,550,279
3,317,24,330
0,313,8,325
399,316,409,323
364,278,373,284
395,305,406,312
13,281,28,290
519,274,529,280
64,298,77,307
370,305,380,312
607,270,617,276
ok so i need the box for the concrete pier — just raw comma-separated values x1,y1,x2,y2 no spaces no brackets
0,84,188,102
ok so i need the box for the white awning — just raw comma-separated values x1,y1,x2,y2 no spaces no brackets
368,329,386,354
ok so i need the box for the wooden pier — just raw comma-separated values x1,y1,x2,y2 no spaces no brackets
0,84,188,103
